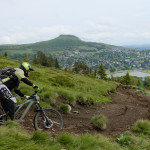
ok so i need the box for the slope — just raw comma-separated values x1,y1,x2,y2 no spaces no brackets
0,57,150,149
0,56,118,105
22,85,150,136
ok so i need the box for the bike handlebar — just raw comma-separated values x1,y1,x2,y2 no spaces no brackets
29,91,38,99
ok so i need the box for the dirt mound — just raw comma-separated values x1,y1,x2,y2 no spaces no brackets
22,86,150,136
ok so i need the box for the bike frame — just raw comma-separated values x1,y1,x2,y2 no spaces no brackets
0,93,52,126
15,95,51,125
15,98,36,122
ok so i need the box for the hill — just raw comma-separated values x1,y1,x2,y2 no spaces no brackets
0,34,119,60
0,56,118,105
20,34,117,52
0,57,150,149
22,85,150,137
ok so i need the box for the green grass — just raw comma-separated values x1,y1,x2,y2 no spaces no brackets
59,103,71,114
0,123,127,150
117,132,132,147
132,120,150,135
0,117,150,150
0,57,150,149
114,131,150,150
0,56,119,106
91,114,108,130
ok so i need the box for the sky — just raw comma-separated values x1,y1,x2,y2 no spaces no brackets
0,0,150,46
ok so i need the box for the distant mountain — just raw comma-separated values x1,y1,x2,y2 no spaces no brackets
0,35,118,52
0,34,124,61
2,34,149,71
20,34,120,52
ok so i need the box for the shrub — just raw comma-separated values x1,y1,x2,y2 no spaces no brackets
132,119,150,135
49,93,58,105
76,94,94,106
6,120,20,128
29,71,41,80
57,133,74,146
57,90,68,99
109,87,116,93
59,103,71,114
42,92,53,103
40,87,48,93
57,90,76,104
86,95,94,105
135,90,144,94
90,114,107,130
117,132,131,146
31,130,48,143
76,94,85,105
49,76,74,87
43,92,51,99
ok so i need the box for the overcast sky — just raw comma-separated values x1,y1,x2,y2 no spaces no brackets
0,0,150,46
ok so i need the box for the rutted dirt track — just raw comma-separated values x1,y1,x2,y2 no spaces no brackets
22,86,150,136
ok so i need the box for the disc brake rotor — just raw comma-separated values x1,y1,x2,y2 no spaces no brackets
43,119,53,129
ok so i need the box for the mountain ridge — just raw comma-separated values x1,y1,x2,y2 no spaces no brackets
0,34,119,51
0,34,123,62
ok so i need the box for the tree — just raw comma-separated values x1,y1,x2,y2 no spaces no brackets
94,69,97,77
110,67,116,73
98,63,107,80
54,58,60,69
111,75,115,81
72,62,80,73
22,53,29,62
123,72,131,85
37,51,47,66
136,79,141,87
47,54,54,67
3,52,7,57
72,61,91,75
32,56,38,64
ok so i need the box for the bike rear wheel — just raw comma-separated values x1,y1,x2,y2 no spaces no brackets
34,108,63,132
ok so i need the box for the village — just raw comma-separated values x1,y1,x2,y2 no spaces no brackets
56,48,150,72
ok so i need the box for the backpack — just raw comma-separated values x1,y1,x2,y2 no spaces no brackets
0,67,16,79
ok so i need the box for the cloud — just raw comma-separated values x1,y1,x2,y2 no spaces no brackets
1,20,150,46
0,25,73,44
86,18,117,32
37,26,71,36
81,32,114,43
1,32,36,44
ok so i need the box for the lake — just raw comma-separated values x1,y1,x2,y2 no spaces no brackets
108,71,150,78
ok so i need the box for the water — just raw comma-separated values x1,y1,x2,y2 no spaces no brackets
108,71,150,78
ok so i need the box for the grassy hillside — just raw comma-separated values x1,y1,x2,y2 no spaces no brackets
0,56,118,105
0,121,126,150
1,120,150,150
0,35,119,59
21,35,117,52
1,57,150,150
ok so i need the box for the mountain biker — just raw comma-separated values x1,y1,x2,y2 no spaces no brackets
0,62,39,120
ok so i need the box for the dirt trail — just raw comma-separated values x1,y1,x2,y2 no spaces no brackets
22,86,150,136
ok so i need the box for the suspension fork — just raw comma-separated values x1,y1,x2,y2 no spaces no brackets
36,103,52,125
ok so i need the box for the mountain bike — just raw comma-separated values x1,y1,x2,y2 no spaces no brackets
0,92,63,131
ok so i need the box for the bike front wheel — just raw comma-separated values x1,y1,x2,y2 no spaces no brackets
34,108,63,132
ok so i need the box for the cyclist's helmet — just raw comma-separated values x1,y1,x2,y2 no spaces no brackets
20,62,34,77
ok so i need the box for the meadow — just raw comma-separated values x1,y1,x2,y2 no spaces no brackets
0,56,118,106
0,57,150,150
